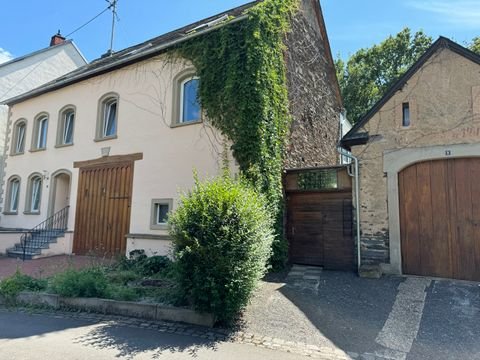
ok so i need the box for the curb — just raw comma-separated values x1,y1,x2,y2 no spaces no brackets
10,291,215,327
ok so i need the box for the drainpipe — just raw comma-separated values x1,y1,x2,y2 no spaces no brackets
337,147,361,272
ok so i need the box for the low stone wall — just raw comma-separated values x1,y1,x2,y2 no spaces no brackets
4,291,215,327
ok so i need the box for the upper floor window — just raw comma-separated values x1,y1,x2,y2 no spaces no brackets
96,93,119,140
57,106,75,146
402,102,410,127
180,78,201,123
4,176,21,214
172,70,202,126
11,119,26,155
32,114,49,150
25,174,42,213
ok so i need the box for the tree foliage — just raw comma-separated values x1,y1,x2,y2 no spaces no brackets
336,28,433,124
470,37,480,54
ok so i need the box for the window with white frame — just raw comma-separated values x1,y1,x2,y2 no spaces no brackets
96,94,119,140
180,77,201,123
150,199,173,230
5,176,21,213
12,120,26,154
25,174,42,213
57,107,75,146
32,114,49,150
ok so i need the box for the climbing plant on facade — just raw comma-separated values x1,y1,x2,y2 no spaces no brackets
175,0,299,268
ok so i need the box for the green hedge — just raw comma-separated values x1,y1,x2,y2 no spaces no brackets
169,176,274,323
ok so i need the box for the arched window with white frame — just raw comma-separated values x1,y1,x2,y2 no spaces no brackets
11,119,27,155
25,173,43,214
4,176,21,214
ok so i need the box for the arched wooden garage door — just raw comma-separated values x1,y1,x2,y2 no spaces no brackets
399,158,480,281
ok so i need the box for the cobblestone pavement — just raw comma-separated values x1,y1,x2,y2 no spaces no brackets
0,307,350,359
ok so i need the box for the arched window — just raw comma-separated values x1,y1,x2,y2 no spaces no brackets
57,106,75,146
172,70,202,126
25,173,43,214
4,176,21,213
96,93,119,140
11,119,27,154
32,113,49,150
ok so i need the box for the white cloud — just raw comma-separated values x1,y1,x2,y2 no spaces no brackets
407,1,480,28
0,48,13,64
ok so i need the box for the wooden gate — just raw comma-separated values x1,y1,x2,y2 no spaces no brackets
399,158,480,281
73,154,142,255
285,167,354,270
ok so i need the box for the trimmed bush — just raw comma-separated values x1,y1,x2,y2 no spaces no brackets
169,176,274,323
49,268,109,298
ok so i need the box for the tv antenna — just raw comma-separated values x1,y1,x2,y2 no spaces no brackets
106,0,119,56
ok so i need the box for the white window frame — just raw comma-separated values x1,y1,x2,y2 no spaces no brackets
10,180,20,212
150,199,173,230
103,99,117,138
179,77,201,124
35,116,48,149
30,177,42,212
63,111,74,145
14,122,26,154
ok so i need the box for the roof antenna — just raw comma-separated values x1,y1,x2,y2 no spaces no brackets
106,0,118,56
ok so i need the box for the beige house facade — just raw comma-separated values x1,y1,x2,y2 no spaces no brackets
1,0,342,259
342,38,480,281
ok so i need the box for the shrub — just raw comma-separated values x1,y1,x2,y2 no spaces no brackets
140,256,172,276
49,268,109,298
169,176,274,323
0,270,47,303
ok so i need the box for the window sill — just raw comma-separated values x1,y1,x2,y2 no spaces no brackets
55,143,74,148
9,152,24,157
3,211,18,215
94,135,117,142
150,223,169,231
170,119,202,128
23,211,41,215
29,148,46,153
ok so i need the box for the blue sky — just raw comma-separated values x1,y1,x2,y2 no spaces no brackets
0,0,478,63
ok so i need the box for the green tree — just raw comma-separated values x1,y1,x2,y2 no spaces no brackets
336,28,433,124
470,37,480,54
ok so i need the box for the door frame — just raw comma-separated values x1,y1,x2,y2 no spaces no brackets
47,169,72,219
72,153,143,255
383,143,480,275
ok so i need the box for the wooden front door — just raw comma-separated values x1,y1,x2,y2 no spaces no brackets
73,157,137,256
399,158,480,281
287,191,354,270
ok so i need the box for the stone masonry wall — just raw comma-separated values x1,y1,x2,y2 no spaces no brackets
283,0,341,168
351,47,480,266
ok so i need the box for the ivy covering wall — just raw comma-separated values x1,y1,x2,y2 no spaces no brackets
176,0,299,268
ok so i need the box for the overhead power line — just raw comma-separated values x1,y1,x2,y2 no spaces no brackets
65,6,111,38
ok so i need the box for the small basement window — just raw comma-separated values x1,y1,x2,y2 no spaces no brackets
402,102,410,127
150,199,173,230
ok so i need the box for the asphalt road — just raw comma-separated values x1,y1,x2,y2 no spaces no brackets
0,311,306,360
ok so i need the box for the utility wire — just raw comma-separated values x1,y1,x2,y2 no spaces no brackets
65,6,111,38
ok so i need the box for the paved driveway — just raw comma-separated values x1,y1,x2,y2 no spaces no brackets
242,266,480,360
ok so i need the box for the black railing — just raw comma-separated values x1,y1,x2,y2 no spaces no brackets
21,206,70,261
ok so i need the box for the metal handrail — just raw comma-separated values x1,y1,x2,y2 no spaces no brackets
20,206,70,261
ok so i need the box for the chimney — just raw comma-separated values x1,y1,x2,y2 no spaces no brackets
50,31,65,46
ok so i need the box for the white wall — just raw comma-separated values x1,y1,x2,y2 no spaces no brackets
2,55,229,244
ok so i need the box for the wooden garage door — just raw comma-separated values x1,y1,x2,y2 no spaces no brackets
399,158,480,281
73,162,134,255
287,191,354,270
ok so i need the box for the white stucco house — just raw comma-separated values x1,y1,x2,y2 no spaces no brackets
0,34,87,201
0,0,342,259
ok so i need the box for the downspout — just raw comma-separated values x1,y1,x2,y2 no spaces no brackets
337,146,361,272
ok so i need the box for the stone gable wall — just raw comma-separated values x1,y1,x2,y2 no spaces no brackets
351,47,480,266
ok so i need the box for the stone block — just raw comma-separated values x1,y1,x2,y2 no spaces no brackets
106,300,157,320
17,291,59,308
359,265,382,279
156,305,215,327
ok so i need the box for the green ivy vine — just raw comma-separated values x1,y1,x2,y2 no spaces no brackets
175,0,299,269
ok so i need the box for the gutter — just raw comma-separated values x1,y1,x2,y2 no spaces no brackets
3,14,249,106
337,146,361,272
